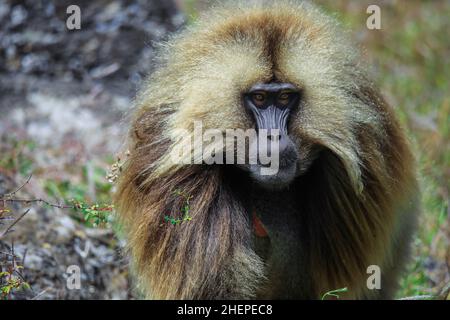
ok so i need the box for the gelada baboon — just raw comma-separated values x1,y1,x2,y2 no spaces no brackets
114,0,418,299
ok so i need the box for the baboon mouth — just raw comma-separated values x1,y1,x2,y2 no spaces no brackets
250,162,298,189
259,159,295,169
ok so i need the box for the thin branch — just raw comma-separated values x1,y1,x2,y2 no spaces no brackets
1,174,32,198
0,251,20,258
0,198,75,210
0,209,30,239
21,248,28,267
31,288,50,300
0,174,77,211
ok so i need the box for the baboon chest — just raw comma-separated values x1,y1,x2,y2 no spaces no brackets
250,188,314,299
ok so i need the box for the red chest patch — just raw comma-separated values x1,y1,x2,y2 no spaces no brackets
252,210,269,238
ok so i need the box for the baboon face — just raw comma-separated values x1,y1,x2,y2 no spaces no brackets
239,82,303,189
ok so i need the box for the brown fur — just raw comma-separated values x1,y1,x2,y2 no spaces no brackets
114,0,418,299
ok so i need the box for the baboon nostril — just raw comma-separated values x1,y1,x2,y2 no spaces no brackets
266,129,281,141
268,134,280,141
277,135,289,151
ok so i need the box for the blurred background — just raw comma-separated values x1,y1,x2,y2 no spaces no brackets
0,0,448,299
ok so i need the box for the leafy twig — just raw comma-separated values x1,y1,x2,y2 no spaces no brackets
0,175,113,227
163,190,193,225
321,287,348,300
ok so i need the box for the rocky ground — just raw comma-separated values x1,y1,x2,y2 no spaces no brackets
0,0,185,299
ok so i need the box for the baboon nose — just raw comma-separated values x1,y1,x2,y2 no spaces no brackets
264,133,298,168
267,129,281,141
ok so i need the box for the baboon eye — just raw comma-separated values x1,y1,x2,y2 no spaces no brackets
278,92,291,105
252,92,266,107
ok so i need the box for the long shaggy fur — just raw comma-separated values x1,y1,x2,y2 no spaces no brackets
114,0,418,299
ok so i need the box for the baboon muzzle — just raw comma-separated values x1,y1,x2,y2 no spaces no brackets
244,82,300,165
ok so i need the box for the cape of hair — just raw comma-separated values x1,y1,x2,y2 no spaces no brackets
114,0,418,299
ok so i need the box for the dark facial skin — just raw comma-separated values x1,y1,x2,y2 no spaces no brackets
241,82,301,189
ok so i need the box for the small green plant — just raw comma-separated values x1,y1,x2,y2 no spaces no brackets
321,287,348,300
163,190,193,225
0,242,30,300
70,200,114,227
0,266,30,300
